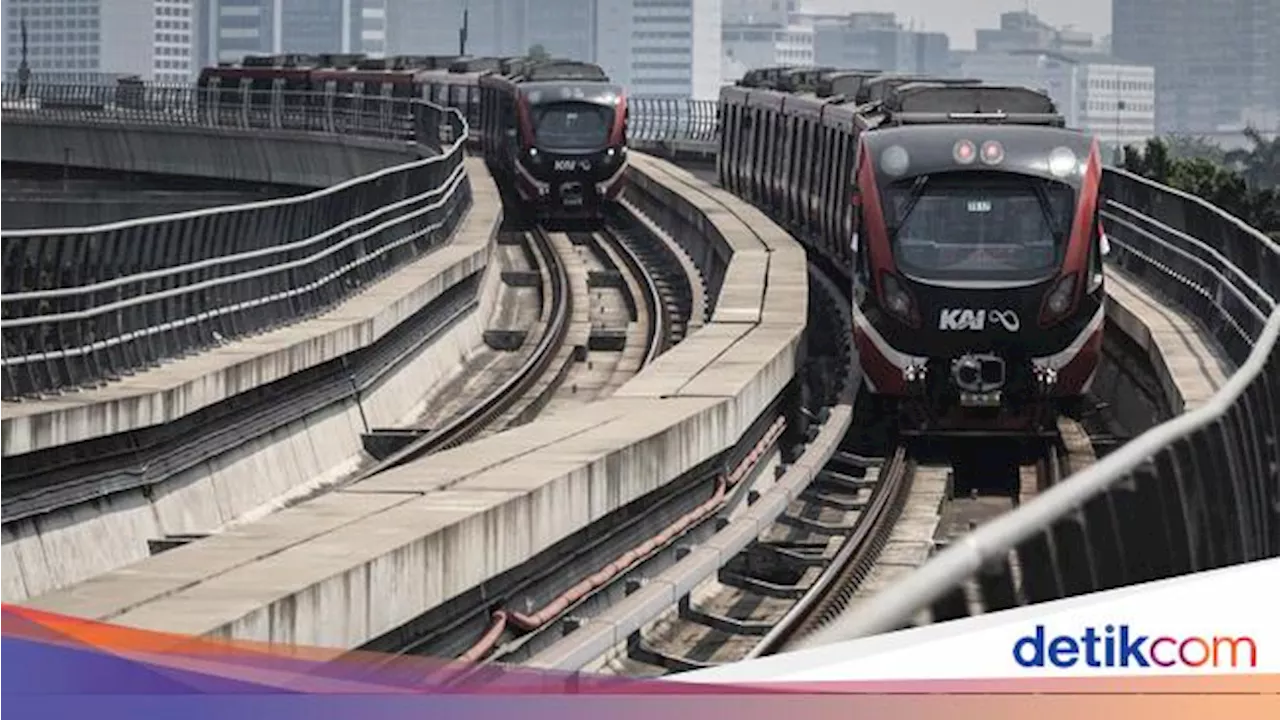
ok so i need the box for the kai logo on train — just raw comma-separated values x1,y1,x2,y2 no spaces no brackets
938,308,1021,332
553,158,592,172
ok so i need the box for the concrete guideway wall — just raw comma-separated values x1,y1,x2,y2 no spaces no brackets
0,160,486,458
1,116,423,189
23,152,811,652
1,159,504,604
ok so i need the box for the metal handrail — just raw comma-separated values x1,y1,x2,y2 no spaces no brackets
1,164,468,310
2,166,468,331
1104,206,1274,325
1106,167,1280,258
1,87,471,400
3,83,430,142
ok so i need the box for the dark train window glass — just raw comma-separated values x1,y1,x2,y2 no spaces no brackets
885,172,1075,282
532,102,614,149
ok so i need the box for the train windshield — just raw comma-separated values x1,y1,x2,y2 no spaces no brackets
532,102,614,150
883,172,1076,283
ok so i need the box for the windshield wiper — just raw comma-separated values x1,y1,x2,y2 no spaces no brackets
1030,182,1066,240
888,175,930,238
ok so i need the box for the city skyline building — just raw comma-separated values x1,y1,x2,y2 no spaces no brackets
721,21,812,83
596,0,722,100
809,12,950,77
200,0,386,67
3,0,195,83
1112,0,1280,134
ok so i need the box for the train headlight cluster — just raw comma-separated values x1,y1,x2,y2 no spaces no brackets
980,140,1005,165
952,139,1005,166
880,273,919,327
1048,146,1079,178
880,145,910,176
1039,274,1077,326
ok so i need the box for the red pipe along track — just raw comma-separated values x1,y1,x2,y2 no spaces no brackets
455,416,789,663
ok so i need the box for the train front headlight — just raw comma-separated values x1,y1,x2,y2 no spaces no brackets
1039,273,1077,326
879,273,919,328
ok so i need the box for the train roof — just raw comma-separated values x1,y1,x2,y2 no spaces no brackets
518,81,623,106
237,54,315,68
854,83,1065,130
523,60,609,82
357,55,458,71
856,75,982,105
448,56,505,73
859,123,1097,188
816,69,883,99
890,84,1058,115
777,66,837,92
738,66,799,88
403,55,462,70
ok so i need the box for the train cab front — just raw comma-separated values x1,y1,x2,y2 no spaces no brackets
513,86,628,224
850,126,1108,437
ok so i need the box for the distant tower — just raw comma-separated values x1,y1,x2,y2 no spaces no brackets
18,12,31,97
459,8,469,56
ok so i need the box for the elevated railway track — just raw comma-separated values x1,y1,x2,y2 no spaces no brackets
1,83,1275,667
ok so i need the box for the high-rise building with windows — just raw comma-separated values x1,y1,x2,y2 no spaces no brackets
198,0,387,67
1112,0,1280,134
722,0,794,25
596,0,722,100
383,0,722,99
2,0,195,83
808,12,949,77
721,22,812,84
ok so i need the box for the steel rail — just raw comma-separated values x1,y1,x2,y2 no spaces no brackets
345,225,572,479
597,224,671,364
746,445,913,658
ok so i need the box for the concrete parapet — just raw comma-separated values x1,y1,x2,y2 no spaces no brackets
1102,267,1233,415
23,152,811,652
1,159,503,603
0,160,491,458
0,116,422,188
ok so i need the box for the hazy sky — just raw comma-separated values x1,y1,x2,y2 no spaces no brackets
803,0,1114,50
